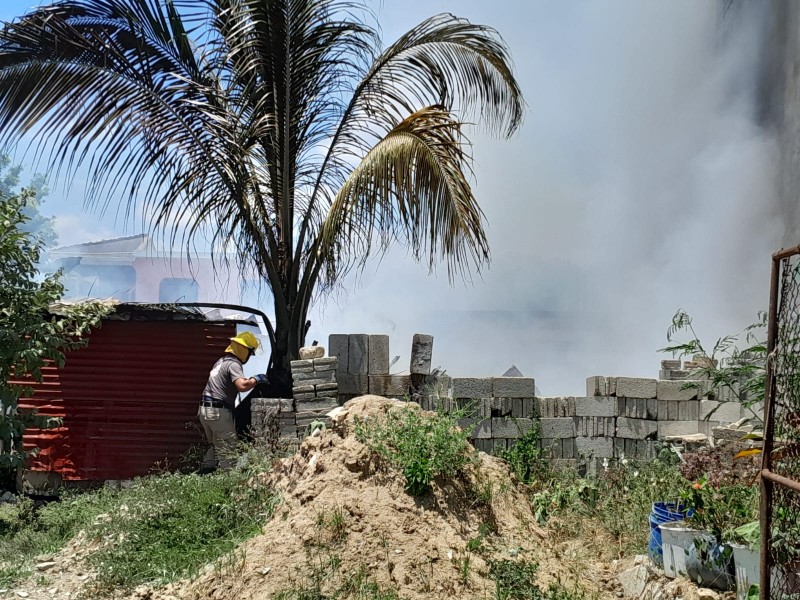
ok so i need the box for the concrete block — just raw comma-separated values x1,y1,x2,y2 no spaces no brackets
294,392,316,401
292,384,315,394
575,416,615,438
574,436,615,458
586,376,608,397
457,418,476,434
493,377,536,398
657,380,700,401
657,420,701,438
575,396,617,417
409,333,434,375
472,419,492,439
539,438,560,459
492,417,532,438
492,439,508,453
328,334,349,374
313,356,338,367
296,399,339,412
368,335,390,375
678,400,700,421
490,397,513,417
617,397,648,419
561,437,575,459
522,397,535,418
290,359,314,370
540,418,575,439
338,374,368,395
616,417,658,440
368,374,412,398
293,376,335,388
658,400,678,421
251,398,294,412
616,377,657,399
512,398,524,418
661,359,682,370
537,397,576,417
453,377,493,399
316,382,338,393
348,334,369,374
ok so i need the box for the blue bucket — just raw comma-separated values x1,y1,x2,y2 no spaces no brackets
648,502,688,565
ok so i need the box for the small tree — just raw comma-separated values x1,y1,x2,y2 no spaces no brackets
0,191,107,469
0,155,57,248
660,309,766,426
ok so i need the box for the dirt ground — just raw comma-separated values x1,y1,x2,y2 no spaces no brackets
2,396,735,600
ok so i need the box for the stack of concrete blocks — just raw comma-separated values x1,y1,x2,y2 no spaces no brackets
249,397,298,450
329,334,405,402
433,376,537,455
291,356,339,435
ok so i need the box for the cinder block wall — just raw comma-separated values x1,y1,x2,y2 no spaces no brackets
250,335,759,463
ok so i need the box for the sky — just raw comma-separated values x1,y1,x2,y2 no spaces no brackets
0,1,783,395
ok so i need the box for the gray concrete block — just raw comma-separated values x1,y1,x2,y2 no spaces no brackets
453,377,493,399
296,399,339,412
369,374,412,398
492,417,532,438
661,359,682,370
586,375,608,397
539,438,560,459
472,419,492,439
314,356,338,367
493,377,536,398
338,374,368,395
574,436,615,458
575,416,615,438
368,335,390,375
657,420,701,438
647,399,659,420
512,398,524,418
292,384,315,394
540,417,576,439
293,370,335,384
617,397,648,419
658,400,678,421
522,397,534,418
328,334,349,374
616,417,658,440
316,382,338,393
251,398,294,412
348,334,369,374
409,333,434,375
291,359,314,370
575,396,617,417
616,377,657,399
294,392,316,401
457,417,476,434
678,400,700,421
490,397,513,417
561,437,575,459
657,380,700,401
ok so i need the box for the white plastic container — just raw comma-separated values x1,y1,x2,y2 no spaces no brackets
660,521,708,578
731,544,759,600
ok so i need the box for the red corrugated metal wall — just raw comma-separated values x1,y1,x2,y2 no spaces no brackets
18,320,235,481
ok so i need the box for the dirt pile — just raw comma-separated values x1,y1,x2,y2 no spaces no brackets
172,395,561,600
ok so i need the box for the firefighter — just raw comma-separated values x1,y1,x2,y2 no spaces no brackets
198,331,267,471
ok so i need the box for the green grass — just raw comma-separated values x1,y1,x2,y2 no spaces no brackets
0,463,279,594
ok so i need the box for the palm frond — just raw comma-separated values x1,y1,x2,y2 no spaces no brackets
318,105,488,283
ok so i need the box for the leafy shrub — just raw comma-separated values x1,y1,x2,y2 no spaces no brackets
497,422,548,485
355,403,472,496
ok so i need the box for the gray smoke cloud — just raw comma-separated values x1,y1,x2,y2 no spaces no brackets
306,1,784,395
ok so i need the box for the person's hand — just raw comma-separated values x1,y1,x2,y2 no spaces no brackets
253,374,268,384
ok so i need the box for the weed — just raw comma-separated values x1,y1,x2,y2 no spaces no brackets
355,403,472,496
489,559,586,600
497,422,548,485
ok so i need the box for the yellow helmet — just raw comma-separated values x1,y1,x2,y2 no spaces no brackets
229,331,260,350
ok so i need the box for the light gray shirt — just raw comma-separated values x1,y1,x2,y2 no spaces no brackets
202,355,245,408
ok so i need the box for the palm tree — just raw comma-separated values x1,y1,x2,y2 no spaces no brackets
0,0,523,390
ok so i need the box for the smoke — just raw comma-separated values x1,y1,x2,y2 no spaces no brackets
307,1,783,395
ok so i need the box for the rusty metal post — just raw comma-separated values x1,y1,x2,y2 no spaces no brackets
760,252,781,600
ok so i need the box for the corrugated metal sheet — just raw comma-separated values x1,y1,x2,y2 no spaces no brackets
18,320,235,481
